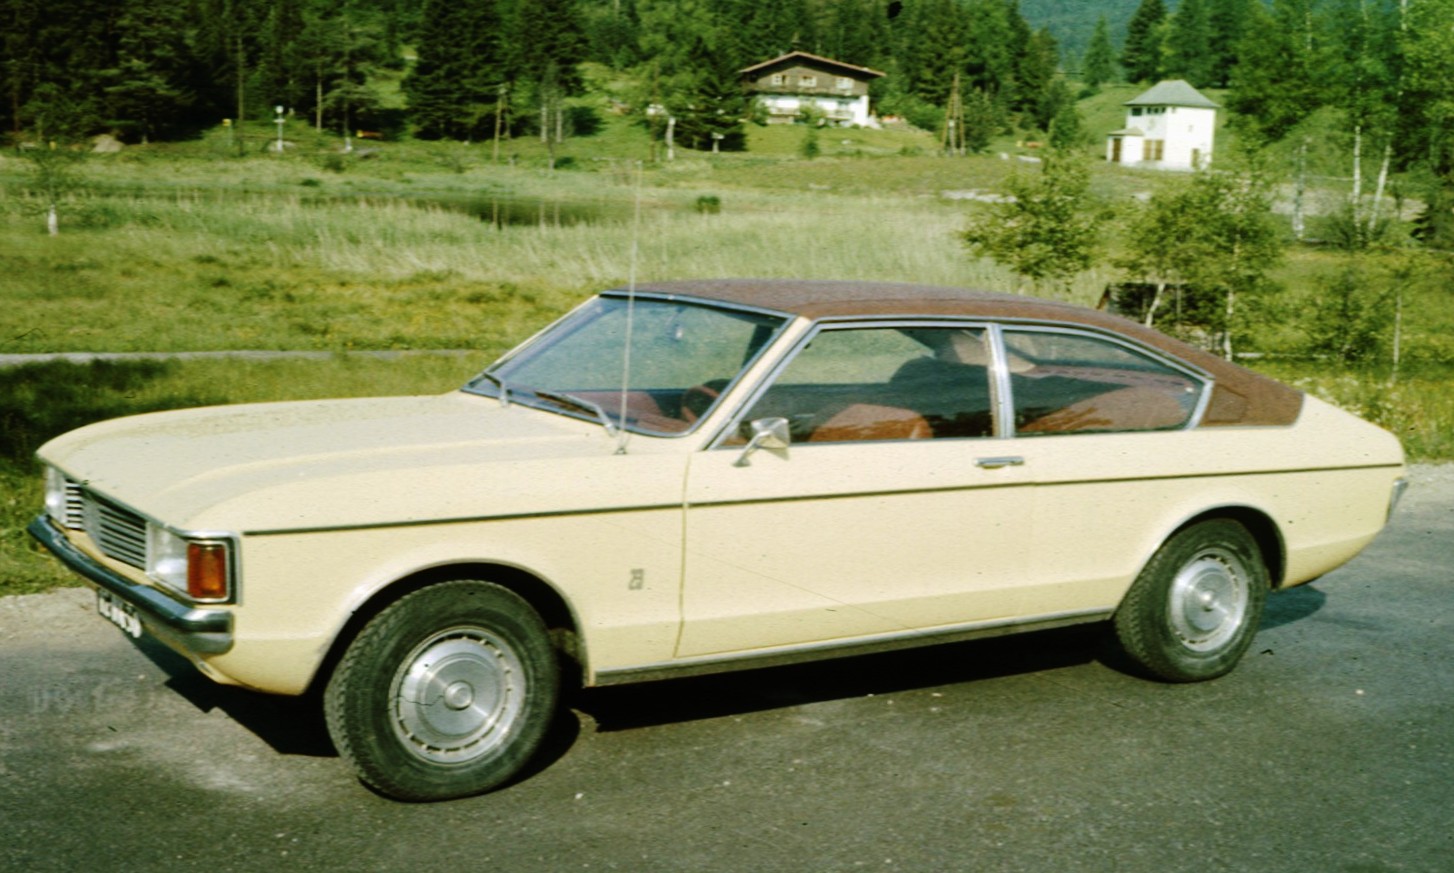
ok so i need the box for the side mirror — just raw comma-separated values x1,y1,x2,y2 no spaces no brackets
734,417,791,467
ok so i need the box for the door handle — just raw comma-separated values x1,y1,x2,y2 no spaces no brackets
975,456,1025,469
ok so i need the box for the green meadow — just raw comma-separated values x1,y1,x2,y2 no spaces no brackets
3,100,1451,595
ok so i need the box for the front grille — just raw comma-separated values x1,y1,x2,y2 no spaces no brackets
60,480,85,530
61,478,148,571
87,496,148,569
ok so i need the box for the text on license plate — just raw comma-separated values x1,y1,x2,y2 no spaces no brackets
96,590,143,638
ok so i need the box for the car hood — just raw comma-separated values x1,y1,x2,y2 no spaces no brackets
39,393,656,532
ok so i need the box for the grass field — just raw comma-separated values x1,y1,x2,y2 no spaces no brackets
3,105,1451,596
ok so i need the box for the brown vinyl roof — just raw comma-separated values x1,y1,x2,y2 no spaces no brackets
618,279,1303,428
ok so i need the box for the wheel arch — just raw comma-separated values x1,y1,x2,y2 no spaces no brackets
1168,506,1286,589
309,561,586,698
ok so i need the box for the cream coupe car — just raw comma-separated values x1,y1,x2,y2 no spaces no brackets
30,280,1407,801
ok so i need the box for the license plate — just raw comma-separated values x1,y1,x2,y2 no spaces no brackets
96,589,143,639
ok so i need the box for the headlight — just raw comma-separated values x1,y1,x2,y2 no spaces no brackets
147,524,234,603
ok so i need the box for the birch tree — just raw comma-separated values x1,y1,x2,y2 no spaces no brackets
961,150,1099,296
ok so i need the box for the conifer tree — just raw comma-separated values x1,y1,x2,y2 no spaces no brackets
258,0,307,114
1226,0,1324,145
1082,15,1117,87
103,0,196,142
516,0,588,97
636,0,743,154
1166,0,1213,87
1207,0,1255,88
406,0,507,139
673,29,749,151
2,0,46,134
584,0,641,69
1016,27,1060,121
822,0,890,70
738,0,817,60
1121,0,1167,84
896,0,970,108
194,0,265,122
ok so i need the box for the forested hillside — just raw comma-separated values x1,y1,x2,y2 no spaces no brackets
0,0,1071,150
7,0,1454,247
1018,0,1145,58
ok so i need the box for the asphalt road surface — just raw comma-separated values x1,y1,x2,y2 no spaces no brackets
3,467,1451,873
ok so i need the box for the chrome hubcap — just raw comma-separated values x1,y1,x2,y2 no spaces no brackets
391,629,525,764
1168,548,1250,652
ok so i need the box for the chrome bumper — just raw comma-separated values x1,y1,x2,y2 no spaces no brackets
28,515,234,655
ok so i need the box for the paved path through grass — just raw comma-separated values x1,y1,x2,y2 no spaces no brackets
0,349,475,368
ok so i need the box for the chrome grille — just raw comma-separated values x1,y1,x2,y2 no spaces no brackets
71,486,148,571
60,479,85,530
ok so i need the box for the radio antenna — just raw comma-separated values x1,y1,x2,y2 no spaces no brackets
614,160,644,455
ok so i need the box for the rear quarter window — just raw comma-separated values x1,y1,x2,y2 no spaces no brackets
1004,329,1205,435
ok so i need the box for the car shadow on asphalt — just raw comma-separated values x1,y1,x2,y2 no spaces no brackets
573,623,1109,732
575,586,1330,732
120,586,1329,766
1261,583,1326,629
133,636,337,758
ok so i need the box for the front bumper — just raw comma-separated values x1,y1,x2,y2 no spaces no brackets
28,515,234,655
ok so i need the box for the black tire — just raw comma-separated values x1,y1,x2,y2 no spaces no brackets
1112,519,1269,682
324,580,559,801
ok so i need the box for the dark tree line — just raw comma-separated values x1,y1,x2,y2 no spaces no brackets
10,0,1454,206
581,0,1067,151
1,0,1070,150
2,0,414,141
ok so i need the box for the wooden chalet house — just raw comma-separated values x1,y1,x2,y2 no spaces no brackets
1106,80,1219,171
740,51,886,127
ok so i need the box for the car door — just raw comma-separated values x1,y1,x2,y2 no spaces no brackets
677,322,1037,659
991,325,1216,613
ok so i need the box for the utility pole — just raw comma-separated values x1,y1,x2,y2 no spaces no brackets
494,84,508,164
942,73,966,156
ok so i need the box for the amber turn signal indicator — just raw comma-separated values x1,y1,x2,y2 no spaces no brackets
187,542,231,601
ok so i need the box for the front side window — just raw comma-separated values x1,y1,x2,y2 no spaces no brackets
733,325,995,444
467,295,787,435
1004,329,1204,435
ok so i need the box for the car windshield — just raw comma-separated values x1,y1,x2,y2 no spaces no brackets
464,294,788,436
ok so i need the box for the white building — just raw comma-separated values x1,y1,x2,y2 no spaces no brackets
740,52,885,128
1106,80,1218,170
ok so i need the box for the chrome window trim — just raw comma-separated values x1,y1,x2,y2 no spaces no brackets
462,292,793,440
994,322,1214,434
706,317,1000,450
706,316,1215,450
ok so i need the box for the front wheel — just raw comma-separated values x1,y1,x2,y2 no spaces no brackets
1112,520,1269,682
324,580,559,801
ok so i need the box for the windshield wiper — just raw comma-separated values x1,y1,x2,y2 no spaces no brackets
534,389,619,438
475,371,511,407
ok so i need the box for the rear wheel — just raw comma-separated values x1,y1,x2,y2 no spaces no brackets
1113,520,1269,682
324,580,559,801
